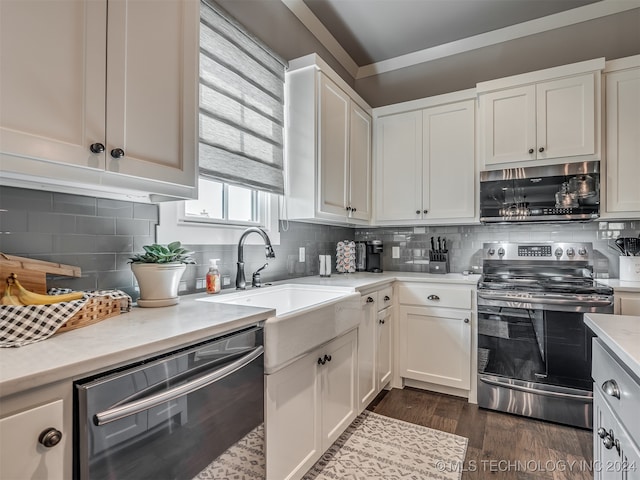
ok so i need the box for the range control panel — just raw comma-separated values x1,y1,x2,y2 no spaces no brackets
483,242,593,261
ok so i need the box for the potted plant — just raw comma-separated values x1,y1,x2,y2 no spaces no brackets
129,241,196,307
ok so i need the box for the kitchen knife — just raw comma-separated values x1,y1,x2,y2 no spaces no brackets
430,237,435,252
443,238,447,253
437,237,441,253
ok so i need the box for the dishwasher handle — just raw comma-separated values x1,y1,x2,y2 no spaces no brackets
95,345,264,426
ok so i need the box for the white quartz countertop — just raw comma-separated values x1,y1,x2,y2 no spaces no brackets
599,279,640,293
0,271,479,398
585,313,640,379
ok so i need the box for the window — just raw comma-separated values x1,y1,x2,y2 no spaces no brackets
184,177,261,225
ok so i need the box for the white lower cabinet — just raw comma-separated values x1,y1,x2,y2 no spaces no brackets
265,329,357,480
357,285,394,413
0,381,72,480
397,282,473,392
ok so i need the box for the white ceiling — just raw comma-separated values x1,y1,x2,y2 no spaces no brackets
281,0,640,79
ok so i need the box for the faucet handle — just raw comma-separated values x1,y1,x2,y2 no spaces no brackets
252,263,268,288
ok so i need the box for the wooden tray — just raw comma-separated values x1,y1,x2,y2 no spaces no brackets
0,253,81,295
55,295,122,334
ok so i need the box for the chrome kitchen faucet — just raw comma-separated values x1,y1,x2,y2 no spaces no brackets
236,227,275,290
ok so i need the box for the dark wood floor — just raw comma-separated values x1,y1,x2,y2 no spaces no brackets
367,387,594,480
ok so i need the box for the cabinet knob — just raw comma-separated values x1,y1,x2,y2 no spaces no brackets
379,319,385,324
415,210,421,215
528,148,534,154
597,427,607,439
324,354,332,363
318,357,325,365
346,206,352,212
464,318,470,323
384,295,390,302
603,434,615,450
538,147,545,153
366,296,374,303
89,143,105,154
110,148,125,159
427,295,440,301
352,208,356,212
38,428,62,448
601,379,620,399
423,210,428,214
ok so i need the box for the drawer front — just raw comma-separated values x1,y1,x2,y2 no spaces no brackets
592,339,640,443
398,283,473,309
378,286,393,310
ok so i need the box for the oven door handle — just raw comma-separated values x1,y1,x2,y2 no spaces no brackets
479,376,593,400
94,345,264,426
478,292,612,307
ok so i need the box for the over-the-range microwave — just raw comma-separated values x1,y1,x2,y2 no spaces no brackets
479,161,600,223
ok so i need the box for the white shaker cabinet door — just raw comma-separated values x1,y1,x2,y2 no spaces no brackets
357,294,378,413
423,100,475,221
348,102,372,221
536,73,596,160
374,111,423,221
318,74,350,217
480,85,536,166
605,66,640,216
105,0,198,188
0,400,66,480
0,0,107,169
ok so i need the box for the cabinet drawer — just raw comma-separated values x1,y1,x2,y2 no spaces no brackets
398,283,472,309
592,339,640,443
378,286,394,310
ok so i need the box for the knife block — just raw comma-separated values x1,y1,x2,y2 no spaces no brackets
428,250,449,274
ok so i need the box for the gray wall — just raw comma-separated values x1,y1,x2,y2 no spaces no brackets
356,220,640,279
0,186,354,299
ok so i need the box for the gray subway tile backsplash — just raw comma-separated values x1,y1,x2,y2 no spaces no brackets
1,185,638,302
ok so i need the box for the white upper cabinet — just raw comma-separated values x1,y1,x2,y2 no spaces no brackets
0,0,198,201
478,58,603,170
374,91,476,225
603,55,640,218
285,54,372,225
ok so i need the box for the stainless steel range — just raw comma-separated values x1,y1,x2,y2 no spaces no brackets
477,242,614,429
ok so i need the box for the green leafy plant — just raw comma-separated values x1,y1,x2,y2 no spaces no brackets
129,241,196,264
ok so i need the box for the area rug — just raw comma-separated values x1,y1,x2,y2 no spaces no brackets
195,410,468,480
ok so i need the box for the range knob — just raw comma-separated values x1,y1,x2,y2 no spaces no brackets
555,248,563,257
487,248,495,256
578,247,587,256
566,248,575,257
497,247,505,257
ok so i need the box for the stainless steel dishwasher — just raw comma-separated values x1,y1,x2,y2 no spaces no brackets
74,325,264,480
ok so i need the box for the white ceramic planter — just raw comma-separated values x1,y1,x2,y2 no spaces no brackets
131,263,187,307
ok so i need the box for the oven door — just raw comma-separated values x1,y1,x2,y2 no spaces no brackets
477,298,596,428
75,326,264,480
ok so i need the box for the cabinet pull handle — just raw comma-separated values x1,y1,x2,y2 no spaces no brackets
601,379,620,399
39,428,62,448
528,148,534,154
89,143,105,154
110,148,125,159
324,354,332,362
538,147,545,153
346,206,351,211
383,295,390,302
423,210,428,214
352,208,356,212
379,319,385,324
427,295,440,301
464,318,470,323
318,357,325,365
366,296,374,303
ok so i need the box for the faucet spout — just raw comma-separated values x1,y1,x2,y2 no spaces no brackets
236,227,276,290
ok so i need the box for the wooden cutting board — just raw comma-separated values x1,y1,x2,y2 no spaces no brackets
0,253,81,295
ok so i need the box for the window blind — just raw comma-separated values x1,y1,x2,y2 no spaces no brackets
199,1,286,195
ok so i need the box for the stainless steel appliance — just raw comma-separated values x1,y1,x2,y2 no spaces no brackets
75,325,264,479
365,240,383,273
479,161,600,223
477,242,614,429
355,241,367,271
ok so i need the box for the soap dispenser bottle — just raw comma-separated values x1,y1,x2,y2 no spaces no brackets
206,259,221,294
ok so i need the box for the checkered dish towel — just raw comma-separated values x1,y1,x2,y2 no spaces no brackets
0,290,132,348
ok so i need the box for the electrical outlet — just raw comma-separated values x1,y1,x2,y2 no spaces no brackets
178,281,188,292
196,278,206,289
392,246,400,258
222,275,231,286
299,247,305,262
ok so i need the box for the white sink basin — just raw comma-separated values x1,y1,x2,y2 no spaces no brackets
197,284,361,373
